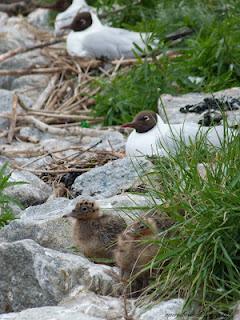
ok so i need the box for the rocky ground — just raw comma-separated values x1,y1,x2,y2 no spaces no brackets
0,7,240,320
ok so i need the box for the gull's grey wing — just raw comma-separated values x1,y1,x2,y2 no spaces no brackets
82,28,146,60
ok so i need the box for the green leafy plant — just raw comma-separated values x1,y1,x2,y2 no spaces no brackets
92,0,240,125
0,163,24,228
136,126,240,319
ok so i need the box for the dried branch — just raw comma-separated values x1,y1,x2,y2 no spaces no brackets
21,115,109,137
32,74,59,110
7,95,18,144
0,67,69,76
0,39,64,64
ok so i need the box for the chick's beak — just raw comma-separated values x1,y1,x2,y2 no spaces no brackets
62,211,75,218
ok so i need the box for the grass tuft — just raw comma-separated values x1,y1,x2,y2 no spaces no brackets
0,163,24,229
137,125,240,318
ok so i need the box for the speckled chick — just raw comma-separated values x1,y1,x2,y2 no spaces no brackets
64,199,126,259
114,217,158,286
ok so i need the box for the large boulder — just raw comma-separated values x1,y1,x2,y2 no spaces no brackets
27,9,51,30
72,157,152,199
0,239,118,313
158,87,240,124
0,17,50,90
0,198,73,251
0,290,184,320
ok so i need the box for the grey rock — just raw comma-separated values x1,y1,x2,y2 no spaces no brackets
0,17,37,52
4,170,52,207
0,89,32,131
0,291,126,320
0,239,117,313
0,51,49,90
0,17,50,89
137,299,184,320
90,131,126,152
0,293,184,320
72,157,152,199
97,193,161,223
0,308,99,320
60,291,131,319
27,9,51,30
0,198,73,251
158,87,240,125
234,303,240,320
0,13,8,28
0,89,13,129
18,127,42,143
11,75,50,103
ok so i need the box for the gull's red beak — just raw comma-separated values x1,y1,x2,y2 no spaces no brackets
121,122,136,129
61,24,71,30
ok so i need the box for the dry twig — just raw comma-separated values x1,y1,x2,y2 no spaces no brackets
7,95,18,144
0,39,64,64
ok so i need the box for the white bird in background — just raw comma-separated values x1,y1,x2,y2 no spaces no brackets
55,0,94,36
63,11,155,60
122,111,234,157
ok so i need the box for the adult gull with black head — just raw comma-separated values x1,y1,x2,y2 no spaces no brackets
63,11,156,60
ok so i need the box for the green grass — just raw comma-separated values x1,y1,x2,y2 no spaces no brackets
134,126,240,319
0,163,24,229
92,0,240,125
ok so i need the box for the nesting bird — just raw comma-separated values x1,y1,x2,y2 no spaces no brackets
114,217,158,291
55,0,94,36
122,110,234,157
63,199,126,259
63,11,155,59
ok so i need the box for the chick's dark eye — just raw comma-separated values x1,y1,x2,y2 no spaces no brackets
140,225,145,229
81,206,88,212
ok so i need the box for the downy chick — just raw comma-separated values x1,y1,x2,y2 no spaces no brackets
115,217,158,289
64,199,126,259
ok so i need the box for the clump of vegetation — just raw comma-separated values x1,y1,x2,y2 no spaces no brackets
94,61,166,125
93,0,240,124
138,128,240,318
0,163,23,228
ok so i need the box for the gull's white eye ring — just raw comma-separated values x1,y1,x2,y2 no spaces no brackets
143,116,150,121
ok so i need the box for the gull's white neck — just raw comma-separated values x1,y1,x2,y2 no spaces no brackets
90,12,103,29
72,0,87,6
156,114,165,125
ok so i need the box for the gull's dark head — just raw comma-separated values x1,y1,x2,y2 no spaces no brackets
61,11,92,32
122,111,158,133
63,199,100,220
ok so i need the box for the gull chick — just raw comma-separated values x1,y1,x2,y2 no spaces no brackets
122,110,234,157
64,199,126,259
63,11,155,60
114,217,158,290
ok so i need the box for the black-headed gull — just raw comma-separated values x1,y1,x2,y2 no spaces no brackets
63,11,155,60
55,0,94,36
122,111,234,157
